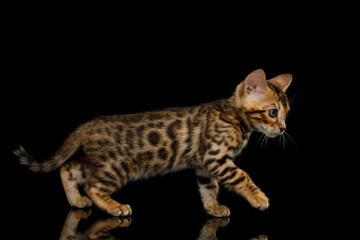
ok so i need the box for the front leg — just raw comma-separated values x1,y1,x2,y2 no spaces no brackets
196,167,230,217
203,154,269,211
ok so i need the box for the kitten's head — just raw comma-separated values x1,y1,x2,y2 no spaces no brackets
236,69,292,137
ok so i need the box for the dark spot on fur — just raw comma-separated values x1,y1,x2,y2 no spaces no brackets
208,149,220,155
167,120,182,139
136,125,146,148
158,148,168,160
148,131,160,146
155,122,164,128
108,151,116,159
137,151,154,161
126,130,135,149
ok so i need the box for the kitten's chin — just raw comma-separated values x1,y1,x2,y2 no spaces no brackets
266,130,284,138
258,129,280,138
266,133,279,138
255,126,279,138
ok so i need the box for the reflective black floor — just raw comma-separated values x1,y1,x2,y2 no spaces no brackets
57,209,261,240
4,183,324,240
6,208,280,239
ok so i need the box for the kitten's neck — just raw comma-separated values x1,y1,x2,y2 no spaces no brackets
216,96,254,138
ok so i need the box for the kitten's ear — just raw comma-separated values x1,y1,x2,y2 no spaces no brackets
268,73,293,92
244,69,268,96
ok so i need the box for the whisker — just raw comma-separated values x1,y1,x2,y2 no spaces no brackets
257,133,264,147
289,89,303,106
277,132,282,147
284,131,297,149
257,128,268,148
262,128,271,148
259,133,267,148
280,132,286,154
265,129,271,148
257,131,266,148
282,133,287,152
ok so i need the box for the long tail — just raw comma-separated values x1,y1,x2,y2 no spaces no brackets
10,126,83,172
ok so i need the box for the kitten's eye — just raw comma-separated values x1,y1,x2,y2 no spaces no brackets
268,109,278,117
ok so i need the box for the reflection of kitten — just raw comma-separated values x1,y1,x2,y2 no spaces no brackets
12,69,292,217
250,235,268,240
60,210,266,240
197,218,230,240
59,210,130,240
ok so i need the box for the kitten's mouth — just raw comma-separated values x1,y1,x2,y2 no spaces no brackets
264,130,282,138
257,126,279,138
266,132,278,138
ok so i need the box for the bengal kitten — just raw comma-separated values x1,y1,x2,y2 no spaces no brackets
11,69,292,217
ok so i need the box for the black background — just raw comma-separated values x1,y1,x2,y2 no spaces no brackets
3,6,351,240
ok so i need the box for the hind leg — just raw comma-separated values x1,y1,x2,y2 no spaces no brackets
84,177,132,216
83,159,133,218
60,161,92,208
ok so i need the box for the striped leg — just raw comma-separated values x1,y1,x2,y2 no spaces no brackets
203,155,269,210
84,177,132,216
196,168,230,217
60,161,92,208
83,153,135,216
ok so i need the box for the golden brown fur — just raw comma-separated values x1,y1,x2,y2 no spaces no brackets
12,69,292,217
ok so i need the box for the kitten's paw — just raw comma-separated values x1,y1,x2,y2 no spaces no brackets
206,205,231,217
108,204,132,217
111,217,132,227
71,209,92,220
204,217,230,228
248,192,269,210
73,196,93,208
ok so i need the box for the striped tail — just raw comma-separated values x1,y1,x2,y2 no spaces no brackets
10,127,83,172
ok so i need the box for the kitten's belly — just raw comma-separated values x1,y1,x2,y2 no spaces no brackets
130,156,194,181
130,164,188,181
